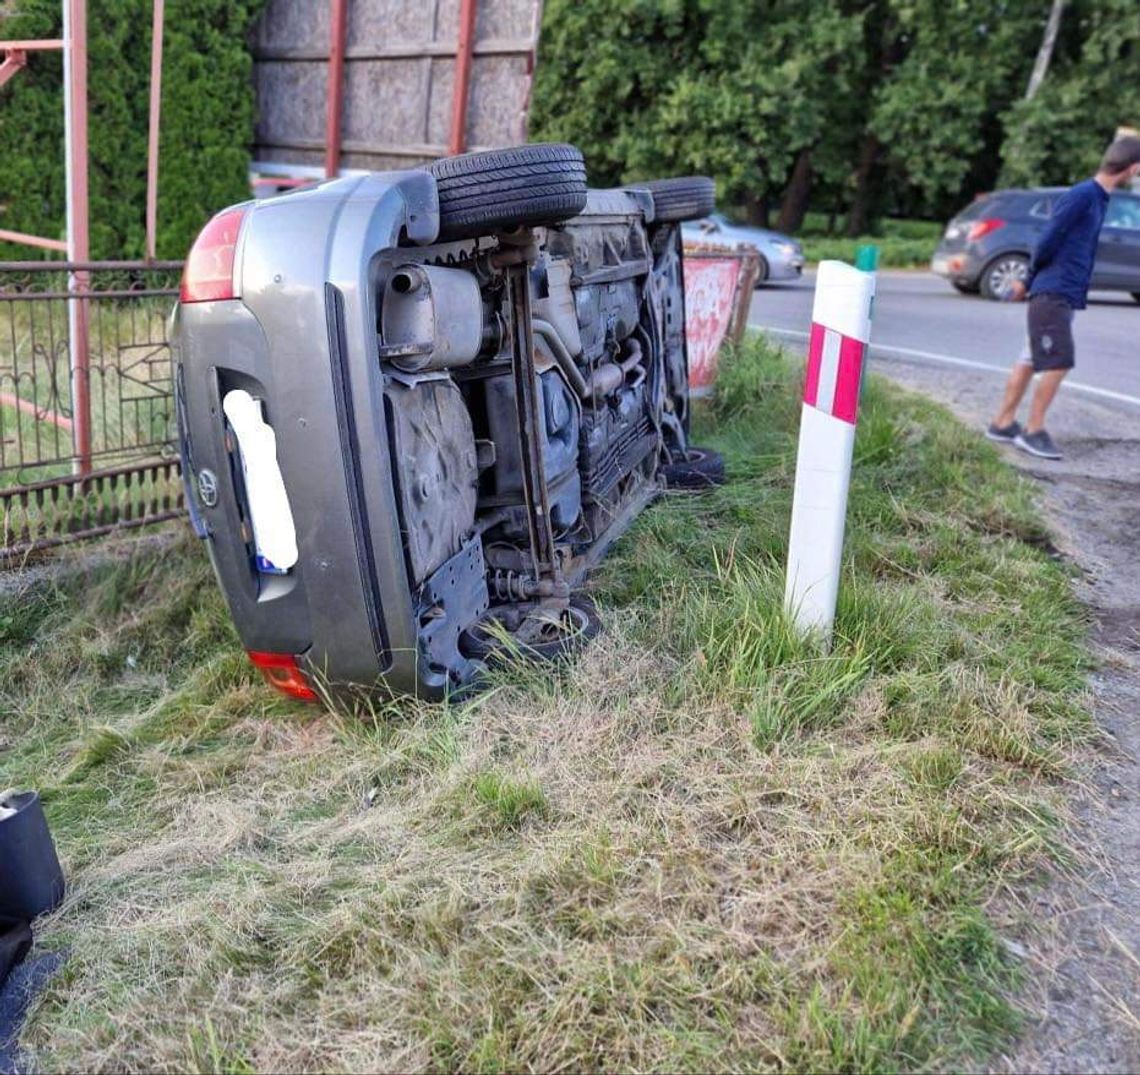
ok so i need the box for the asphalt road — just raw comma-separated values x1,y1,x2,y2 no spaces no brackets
748,271,1140,409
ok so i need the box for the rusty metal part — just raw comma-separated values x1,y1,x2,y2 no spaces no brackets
0,262,181,498
324,0,348,178
505,258,564,598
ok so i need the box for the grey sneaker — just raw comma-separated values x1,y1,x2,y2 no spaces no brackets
1013,428,1062,460
985,420,1021,443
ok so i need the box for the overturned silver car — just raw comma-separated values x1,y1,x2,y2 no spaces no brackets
173,144,721,702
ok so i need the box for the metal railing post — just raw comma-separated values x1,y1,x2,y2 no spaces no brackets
324,0,347,179
448,0,477,155
145,0,165,262
63,0,92,475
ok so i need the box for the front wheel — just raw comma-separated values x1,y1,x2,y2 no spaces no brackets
642,177,717,223
979,254,1029,301
663,447,725,490
753,254,770,288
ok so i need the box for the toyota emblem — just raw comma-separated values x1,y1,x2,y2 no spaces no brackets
197,468,219,508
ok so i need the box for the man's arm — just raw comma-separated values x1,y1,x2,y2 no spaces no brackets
1027,188,1089,286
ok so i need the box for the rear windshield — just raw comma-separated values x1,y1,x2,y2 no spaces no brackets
953,197,994,222
954,192,1043,221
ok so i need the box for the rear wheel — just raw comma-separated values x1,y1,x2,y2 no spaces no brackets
642,176,717,223
979,253,1029,301
663,447,725,490
460,595,601,663
428,143,588,241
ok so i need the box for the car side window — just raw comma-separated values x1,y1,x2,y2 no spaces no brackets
1028,198,1052,219
1105,196,1140,231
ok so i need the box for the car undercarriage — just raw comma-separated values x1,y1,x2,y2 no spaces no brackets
174,145,721,702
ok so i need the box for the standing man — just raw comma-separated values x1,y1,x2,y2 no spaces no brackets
987,135,1140,460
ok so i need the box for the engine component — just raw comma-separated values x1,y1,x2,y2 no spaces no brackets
485,368,582,533
574,279,641,364
386,377,478,584
580,381,656,504
533,256,583,358
381,264,484,372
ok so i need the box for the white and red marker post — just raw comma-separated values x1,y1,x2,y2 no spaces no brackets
784,257,876,642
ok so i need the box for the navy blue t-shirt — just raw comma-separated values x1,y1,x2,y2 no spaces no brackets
1027,178,1109,309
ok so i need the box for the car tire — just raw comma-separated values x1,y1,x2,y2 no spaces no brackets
979,253,1029,301
952,280,979,295
460,595,602,664
753,254,770,288
663,447,726,490
642,176,717,223
427,143,588,241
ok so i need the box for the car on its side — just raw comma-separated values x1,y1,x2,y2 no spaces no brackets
173,146,725,705
931,187,1140,301
681,212,804,285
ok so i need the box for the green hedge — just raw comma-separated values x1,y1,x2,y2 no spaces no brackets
0,0,266,260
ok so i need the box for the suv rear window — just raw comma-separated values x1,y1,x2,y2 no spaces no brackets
953,197,992,222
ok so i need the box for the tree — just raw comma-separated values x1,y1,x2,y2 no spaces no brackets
0,0,267,260
848,0,1043,232
1000,0,1140,188
1025,0,1067,100
531,0,863,229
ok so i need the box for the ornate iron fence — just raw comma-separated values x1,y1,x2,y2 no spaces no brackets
0,260,186,556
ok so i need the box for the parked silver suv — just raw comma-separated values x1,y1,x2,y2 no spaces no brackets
173,145,721,703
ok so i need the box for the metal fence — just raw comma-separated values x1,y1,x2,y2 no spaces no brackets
0,260,186,557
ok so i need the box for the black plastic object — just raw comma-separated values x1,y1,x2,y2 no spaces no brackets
0,917,32,988
0,792,65,920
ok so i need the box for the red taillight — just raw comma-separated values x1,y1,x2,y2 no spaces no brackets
180,206,248,303
247,650,318,702
966,218,1005,242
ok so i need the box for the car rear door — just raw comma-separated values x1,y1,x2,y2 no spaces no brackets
1095,194,1140,290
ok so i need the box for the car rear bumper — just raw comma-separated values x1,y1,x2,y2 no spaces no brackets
174,172,453,700
931,246,983,285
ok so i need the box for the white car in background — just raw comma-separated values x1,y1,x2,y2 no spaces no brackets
682,212,804,284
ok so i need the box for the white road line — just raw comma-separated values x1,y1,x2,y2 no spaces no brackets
752,324,1140,410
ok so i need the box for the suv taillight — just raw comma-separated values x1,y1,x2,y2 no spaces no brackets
180,206,248,303
966,218,1005,242
247,650,318,702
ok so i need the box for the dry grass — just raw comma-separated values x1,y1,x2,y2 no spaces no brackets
0,337,1096,1072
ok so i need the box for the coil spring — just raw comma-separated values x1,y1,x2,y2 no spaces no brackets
490,569,533,602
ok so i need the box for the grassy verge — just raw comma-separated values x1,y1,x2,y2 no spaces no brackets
0,336,1094,1072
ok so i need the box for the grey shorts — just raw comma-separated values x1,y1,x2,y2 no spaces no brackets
1019,293,1075,372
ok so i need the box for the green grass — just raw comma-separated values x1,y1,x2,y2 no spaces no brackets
802,235,935,269
0,335,1095,1072
798,213,942,269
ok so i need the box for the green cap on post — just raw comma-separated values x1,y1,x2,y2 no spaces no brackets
855,244,879,272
